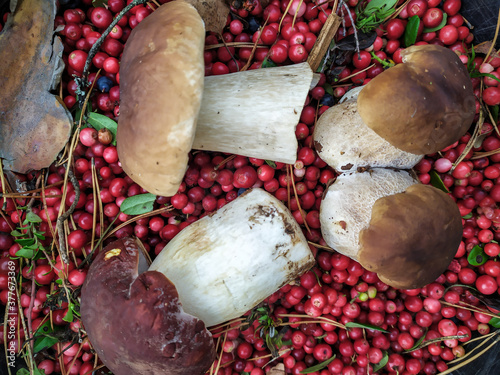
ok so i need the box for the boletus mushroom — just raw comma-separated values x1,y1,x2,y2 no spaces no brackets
149,188,315,327
313,44,475,172
117,0,313,197
320,169,462,289
81,237,216,375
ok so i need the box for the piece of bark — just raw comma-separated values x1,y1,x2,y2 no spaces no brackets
0,0,72,173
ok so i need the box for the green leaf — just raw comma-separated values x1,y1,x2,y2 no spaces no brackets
16,370,30,375
92,0,108,7
372,352,389,372
491,105,499,124
26,210,42,223
467,45,476,73
10,230,25,237
33,321,62,353
468,245,488,266
470,71,500,85
429,170,450,193
405,329,428,352
300,355,336,373
261,58,277,68
489,317,500,328
120,193,157,215
34,232,46,240
404,16,420,47
15,238,36,247
265,160,277,168
345,321,389,333
462,212,473,219
63,306,74,322
15,248,35,259
323,83,334,96
87,112,118,146
422,13,448,33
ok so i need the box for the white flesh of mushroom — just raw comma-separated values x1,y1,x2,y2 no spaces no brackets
320,169,418,259
193,63,314,164
149,188,315,327
313,87,423,172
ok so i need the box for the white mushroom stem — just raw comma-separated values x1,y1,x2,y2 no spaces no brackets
149,188,315,327
319,169,418,259
193,62,314,164
313,87,423,172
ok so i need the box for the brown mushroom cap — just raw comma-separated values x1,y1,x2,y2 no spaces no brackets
358,184,463,289
116,0,205,196
357,44,475,155
81,237,215,375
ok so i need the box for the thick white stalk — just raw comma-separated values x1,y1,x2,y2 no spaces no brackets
193,63,314,164
149,188,315,327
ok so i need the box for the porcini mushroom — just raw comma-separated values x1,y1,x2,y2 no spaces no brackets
81,237,216,375
358,44,475,155
313,87,423,172
117,0,313,197
313,44,475,172
320,169,462,289
149,188,315,327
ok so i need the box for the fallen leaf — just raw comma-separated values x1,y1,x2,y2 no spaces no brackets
185,0,230,34
0,0,72,173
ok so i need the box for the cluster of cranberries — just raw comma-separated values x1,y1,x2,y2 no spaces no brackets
1,0,500,374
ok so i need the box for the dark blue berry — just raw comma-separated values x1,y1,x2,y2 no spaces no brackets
96,76,114,93
320,94,335,107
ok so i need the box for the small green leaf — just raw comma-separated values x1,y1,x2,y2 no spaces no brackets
261,58,277,68
492,105,499,124
422,13,448,33
467,45,476,73
404,16,420,47
92,0,108,7
16,370,30,375
26,210,42,223
489,317,500,328
265,160,277,168
63,306,74,322
468,245,488,266
429,171,450,193
462,212,473,219
300,355,336,373
34,232,46,240
10,230,24,237
323,83,334,96
15,248,35,259
345,321,389,333
15,238,36,246
33,321,62,353
405,329,428,352
372,352,389,372
120,193,157,215
470,71,500,84
87,112,118,146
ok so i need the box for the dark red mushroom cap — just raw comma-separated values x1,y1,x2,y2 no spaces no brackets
81,237,215,375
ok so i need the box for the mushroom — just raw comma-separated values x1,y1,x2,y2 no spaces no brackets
313,44,475,172
320,168,462,289
80,236,216,375
117,0,313,197
149,188,315,327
